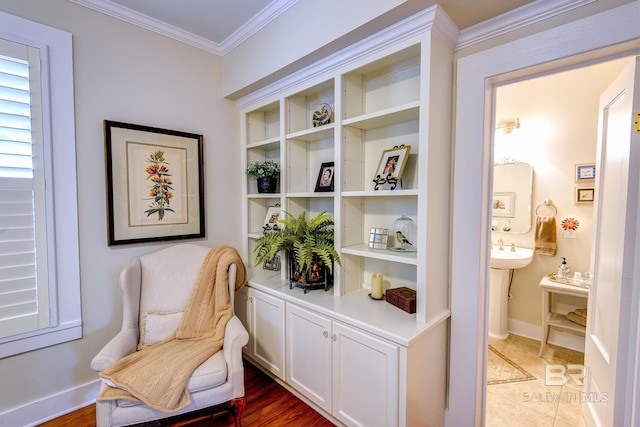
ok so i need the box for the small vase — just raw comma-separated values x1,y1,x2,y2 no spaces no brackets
257,177,277,193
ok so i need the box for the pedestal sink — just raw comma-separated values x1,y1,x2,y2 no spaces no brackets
489,246,534,340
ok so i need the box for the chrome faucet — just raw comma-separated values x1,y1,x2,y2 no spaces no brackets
511,242,516,252
498,238,504,251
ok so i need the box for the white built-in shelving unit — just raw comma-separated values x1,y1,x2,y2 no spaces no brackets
237,6,457,426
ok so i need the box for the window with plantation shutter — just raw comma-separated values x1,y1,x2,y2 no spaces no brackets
0,45,51,338
0,11,81,358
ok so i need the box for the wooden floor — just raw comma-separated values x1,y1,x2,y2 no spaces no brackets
38,360,335,427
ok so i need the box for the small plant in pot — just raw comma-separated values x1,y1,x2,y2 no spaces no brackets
246,160,280,193
253,211,341,293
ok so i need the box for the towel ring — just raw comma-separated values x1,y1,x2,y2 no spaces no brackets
536,199,557,216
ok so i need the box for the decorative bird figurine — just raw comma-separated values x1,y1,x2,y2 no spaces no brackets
395,231,413,246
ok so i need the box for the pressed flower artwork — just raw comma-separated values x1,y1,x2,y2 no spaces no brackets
144,150,174,220
104,120,204,245
126,142,188,226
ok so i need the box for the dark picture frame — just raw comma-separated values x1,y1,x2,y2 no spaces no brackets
104,120,204,245
575,187,595,204
314,161,335,192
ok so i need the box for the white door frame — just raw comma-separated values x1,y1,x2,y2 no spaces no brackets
447,3,640,426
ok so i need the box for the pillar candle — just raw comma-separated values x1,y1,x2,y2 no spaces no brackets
371,273,383,299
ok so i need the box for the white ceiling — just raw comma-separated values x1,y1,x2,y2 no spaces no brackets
74,0,535,54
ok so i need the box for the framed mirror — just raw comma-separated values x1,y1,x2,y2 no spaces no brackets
492,161,533,233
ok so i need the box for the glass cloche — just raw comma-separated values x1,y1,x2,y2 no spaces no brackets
391,214,416,252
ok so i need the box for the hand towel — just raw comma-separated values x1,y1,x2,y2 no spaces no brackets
534,215,557,256
566,310,587,327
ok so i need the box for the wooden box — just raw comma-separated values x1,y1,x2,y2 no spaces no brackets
385,287,416,313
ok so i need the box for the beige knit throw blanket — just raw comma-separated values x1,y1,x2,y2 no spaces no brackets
97,245,246,413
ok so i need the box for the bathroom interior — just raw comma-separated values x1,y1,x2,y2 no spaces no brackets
484,54,633,426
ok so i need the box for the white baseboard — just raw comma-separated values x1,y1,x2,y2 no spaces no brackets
508,318,585,352
0,379,100,427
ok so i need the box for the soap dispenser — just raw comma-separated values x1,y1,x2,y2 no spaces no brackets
557,257,568,279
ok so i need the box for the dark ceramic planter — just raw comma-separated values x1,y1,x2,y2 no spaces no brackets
257,177,277,193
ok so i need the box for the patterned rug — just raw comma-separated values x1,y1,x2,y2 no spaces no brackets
487,345,536,386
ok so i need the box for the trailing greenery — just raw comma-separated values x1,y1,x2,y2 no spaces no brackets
253,211,341,273
245,160,280,179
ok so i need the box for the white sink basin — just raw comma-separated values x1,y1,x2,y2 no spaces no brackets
490,247,534,270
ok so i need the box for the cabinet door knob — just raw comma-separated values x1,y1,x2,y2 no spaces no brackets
331,334,337,341
323,331,328,338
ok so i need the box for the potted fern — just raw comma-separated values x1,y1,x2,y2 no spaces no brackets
253,211,341,293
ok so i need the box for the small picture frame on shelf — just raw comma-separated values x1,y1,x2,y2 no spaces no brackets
314,162,335,192
492,192,515,217
575,163,596,183
263,255,281,271
575,187,595,204
374,145,411,182
368,228,389,249
262,205,281,233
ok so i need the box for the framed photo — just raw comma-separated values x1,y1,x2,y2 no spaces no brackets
104,120,204,245
576,187,595,204
575,163,596,183
263,255,281,271
368,228,389,249
262,205,282,233
374,145,411,180
314,161,335,192
492,192,515,217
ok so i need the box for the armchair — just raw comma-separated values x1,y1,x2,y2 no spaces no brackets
91,244,249,427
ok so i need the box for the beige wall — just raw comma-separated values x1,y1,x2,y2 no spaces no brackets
493,58,630,327
0,0,240,415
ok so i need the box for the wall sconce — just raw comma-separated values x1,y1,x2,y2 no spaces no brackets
496,117,521,134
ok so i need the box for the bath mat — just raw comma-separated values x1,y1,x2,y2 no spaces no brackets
487,345,536,386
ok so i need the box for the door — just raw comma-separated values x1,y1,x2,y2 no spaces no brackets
584,57,640,426
332,322,399,427
286,304,332,412
251,289,286,380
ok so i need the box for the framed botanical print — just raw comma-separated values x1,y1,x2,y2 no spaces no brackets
104,120,204,245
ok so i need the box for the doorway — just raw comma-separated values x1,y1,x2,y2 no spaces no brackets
447,3,640,425
485,57,631,427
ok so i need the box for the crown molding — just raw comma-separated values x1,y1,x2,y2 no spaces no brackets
456,0,596,49
220,0,299,55
69,0,297,56
236,5,457,110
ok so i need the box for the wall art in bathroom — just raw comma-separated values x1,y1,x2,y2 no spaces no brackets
492,192,515,217
575,187,595,204
575,163,596,183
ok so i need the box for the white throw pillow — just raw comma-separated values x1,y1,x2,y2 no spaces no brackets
138,311,183,350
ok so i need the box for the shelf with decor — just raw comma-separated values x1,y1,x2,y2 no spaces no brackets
339,43,421,303
238,8,456,424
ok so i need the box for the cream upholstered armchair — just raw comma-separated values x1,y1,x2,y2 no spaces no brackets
91,244,249,427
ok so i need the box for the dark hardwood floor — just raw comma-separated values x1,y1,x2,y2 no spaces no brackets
38,360,335,427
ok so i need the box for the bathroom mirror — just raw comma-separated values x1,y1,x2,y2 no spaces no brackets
492,161,533,233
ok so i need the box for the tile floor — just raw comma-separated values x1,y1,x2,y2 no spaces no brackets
486,334,586,427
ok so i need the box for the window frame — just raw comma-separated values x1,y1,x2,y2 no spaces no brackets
0,11,81,358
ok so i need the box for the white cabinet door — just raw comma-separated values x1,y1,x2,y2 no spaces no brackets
286,304,332,413
251,289,286,380
332,322,399,427
234,287,252,355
